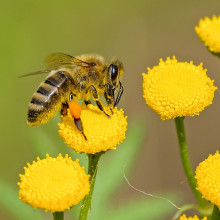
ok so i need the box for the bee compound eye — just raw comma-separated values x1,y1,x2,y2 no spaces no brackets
109,64,118,82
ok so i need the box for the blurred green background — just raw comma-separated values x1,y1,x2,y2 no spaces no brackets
1,0,220,219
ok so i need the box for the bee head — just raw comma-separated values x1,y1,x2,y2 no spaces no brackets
108,59,124,87
106,59,124,107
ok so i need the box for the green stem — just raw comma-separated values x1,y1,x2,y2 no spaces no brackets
53,212,64,220
211,205,220,220
78,152,103,220
174,117,206,207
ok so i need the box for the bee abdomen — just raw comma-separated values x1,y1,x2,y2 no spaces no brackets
28,71,72,126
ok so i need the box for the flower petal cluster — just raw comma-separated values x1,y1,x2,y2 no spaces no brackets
142,57,217,120
178,214,207,220
59,105,127,154
195,151,220,209
18,154,90,212
195,16,220,53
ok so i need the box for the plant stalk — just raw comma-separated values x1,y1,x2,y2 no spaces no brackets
53,212,64,220
174,117,206,207
211,205,220,220
78,152,103,220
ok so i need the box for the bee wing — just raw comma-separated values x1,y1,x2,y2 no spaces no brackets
45,53,90,70
20,53,92,78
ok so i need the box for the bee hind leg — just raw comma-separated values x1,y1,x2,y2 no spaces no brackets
74,118,87,140
61,101,87,140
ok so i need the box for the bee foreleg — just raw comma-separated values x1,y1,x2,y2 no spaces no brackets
104,84,114,114
114,81,123,107
74,118,87,140
90,85,110,117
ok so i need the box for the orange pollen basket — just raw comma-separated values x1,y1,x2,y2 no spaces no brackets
69,100,82,119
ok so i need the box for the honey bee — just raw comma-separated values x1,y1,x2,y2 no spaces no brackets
24,53,124,132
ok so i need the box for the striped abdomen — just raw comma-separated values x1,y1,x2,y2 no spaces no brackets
28,71,73,126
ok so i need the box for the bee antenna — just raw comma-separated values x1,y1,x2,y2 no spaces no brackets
19,70,50,78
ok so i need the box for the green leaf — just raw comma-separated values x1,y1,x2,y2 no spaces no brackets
104,195,178,220
0,180,45,220
29,128,59,157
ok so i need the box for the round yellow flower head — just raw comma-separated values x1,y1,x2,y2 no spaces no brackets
178,214,207,220
59,104,127,154
17,154,90,213
142,57,217,120
195,15,220,53
195,151,220,209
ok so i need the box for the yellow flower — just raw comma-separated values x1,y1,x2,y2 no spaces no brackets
195,151,220,209
17,154,90,213
142,57,217,120
59,104,127,154
177,214,207,220
195,16,220,53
